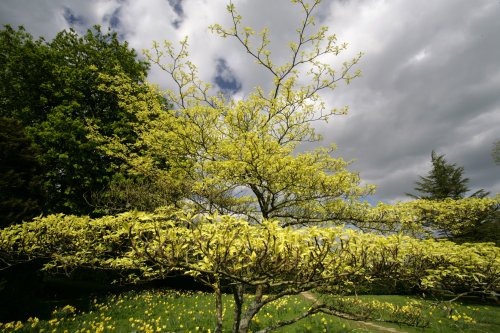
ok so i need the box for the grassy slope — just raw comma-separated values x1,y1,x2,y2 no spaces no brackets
0,289,498,332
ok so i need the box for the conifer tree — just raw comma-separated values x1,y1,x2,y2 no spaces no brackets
408,151,488,200
407,151,495,243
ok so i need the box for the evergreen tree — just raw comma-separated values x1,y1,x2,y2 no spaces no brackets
408,150,488,200
407,151,495,243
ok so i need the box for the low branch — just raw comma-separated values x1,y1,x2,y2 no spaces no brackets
255,304,323,333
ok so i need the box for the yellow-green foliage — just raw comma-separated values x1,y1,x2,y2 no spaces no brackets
1,209,498,294
1,208,499,333
88,0,371,226
353,197,499,237
87,0,499,235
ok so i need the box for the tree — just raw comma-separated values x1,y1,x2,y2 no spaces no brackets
1,210,499,333
97,0,370,227
406,151,496,241
0,25,150,216
0,26,52,124
356,197,499,239
88,176,181,215
0,118,45,227
408,150,488,200
1,1,499,332
71,0,500,331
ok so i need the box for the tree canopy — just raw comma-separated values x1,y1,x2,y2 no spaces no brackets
1,210,499,333
94,0,370,227
406,151,496,242
0,25,150,217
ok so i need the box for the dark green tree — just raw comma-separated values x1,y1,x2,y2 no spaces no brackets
453,211,500,246
0,118,45,227
408,150,488,200
0,25,150,216
0,26,52,124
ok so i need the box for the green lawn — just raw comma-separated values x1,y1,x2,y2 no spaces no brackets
1,289,498,332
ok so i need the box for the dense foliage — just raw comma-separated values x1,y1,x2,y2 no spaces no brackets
406,151,496,242
0,118,45,227
0,25,150,217
1,209,499,332
355,197,499,238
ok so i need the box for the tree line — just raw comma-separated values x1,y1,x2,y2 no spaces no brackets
0,25,169,226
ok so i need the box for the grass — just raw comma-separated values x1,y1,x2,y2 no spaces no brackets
319,294,500,333
0,289,499,332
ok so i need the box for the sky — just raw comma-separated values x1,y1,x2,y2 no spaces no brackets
1,0,499,203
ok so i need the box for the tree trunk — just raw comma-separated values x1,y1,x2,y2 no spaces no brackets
238,285,264,333
232,283,244,333
214,281,223,333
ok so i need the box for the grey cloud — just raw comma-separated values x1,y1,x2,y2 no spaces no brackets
168,0,184,17
214,58,242,96
105,7,122,29
167,0,184,28
321,0,500,202
0,0,130,38
0,0,68,38
63,7,87,27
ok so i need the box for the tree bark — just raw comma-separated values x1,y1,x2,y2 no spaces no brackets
238,285,265,333
232,283,244,333
214,280,223,333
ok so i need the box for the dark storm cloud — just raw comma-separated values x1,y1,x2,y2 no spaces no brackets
168,0,184,16
322,0,500,202
103,6,129,41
